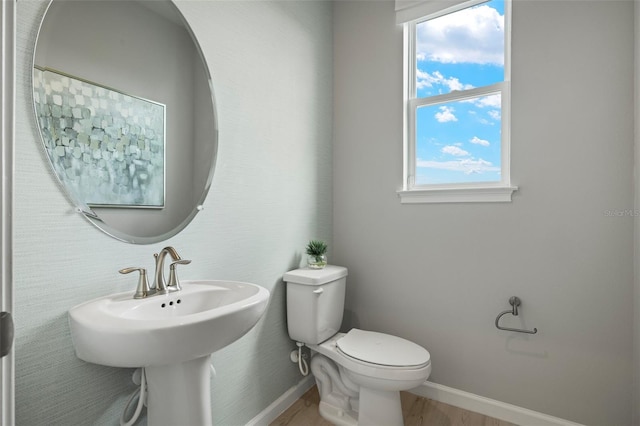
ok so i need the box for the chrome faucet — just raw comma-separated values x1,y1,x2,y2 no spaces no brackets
153,246,182,294
120,247,191,299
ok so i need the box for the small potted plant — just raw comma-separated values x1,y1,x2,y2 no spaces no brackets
306,240,328,269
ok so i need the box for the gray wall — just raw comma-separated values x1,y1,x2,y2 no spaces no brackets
15,1,332,424
333,1,634,425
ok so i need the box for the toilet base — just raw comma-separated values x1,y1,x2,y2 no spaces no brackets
358,387,403,426
318,400,358,426
316,387,403,426
311,351,404,426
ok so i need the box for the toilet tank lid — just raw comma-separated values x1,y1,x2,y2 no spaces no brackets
283,265,348,285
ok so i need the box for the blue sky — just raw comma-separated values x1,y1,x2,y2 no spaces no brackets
415,0,505,185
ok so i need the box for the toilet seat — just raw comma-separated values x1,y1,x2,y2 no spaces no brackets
311,331,432,391
336,329,430,368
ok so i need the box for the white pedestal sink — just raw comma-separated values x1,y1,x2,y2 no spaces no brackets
68,280,270,426
145,355,214,425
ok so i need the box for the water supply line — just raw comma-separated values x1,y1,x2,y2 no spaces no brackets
296,342,309,376
120,368,146,426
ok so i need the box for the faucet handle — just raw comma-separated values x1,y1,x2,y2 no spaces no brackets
119,267,154,299
167,259,191,291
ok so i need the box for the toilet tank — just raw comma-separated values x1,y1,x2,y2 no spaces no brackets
284,265,348,344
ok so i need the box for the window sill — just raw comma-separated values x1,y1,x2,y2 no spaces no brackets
397,185,518,204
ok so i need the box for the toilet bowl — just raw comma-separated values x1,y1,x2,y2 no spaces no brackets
284,266,431,426
309,331,431,426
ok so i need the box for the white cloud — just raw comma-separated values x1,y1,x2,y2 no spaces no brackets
417,4,504,65
442,145,469,156
435,106,457,122
488,110,501,120
476,94,501,108
417,158,499,175
463,94,501,109
417,70,474,93
470,136,490,146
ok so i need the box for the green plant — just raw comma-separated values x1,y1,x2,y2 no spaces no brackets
305,240,327,262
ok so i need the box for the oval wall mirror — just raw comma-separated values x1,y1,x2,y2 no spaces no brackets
31,0,218,244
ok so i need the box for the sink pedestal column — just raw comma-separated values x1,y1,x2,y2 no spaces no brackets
145,355,213,426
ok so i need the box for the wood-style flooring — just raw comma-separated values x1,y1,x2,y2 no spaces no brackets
270,386,517,426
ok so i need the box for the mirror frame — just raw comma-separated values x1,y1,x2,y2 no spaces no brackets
31,0,218,244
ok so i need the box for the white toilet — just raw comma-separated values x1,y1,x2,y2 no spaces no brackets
284,265,431,426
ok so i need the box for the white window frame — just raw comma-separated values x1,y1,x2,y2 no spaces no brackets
398,0,517,204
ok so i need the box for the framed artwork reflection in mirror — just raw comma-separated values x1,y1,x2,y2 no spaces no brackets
33,67,166,209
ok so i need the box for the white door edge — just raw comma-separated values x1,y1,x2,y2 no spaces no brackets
1,0,16,424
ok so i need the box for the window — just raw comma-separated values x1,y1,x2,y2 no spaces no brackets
397,0,517,203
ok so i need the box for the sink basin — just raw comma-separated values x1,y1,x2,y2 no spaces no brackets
69,280,270,367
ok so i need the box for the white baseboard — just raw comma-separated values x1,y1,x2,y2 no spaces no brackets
245,375,315,426
409,381,585,426
247,377,584,426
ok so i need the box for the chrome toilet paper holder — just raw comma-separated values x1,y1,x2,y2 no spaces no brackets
495,296,538,334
